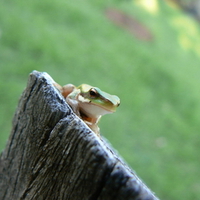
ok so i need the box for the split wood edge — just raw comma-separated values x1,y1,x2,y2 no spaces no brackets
0,71,159,200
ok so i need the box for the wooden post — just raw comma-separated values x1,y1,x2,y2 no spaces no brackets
0,71,159,200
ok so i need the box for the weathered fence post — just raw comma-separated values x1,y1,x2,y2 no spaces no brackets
0,71,159,200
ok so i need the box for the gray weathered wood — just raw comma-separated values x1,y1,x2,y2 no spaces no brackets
0,71,159,200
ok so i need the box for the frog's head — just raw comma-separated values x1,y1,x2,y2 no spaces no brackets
77,84,120,119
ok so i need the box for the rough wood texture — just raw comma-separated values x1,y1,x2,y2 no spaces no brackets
0,71,159,200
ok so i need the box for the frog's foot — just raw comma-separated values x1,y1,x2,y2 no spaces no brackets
84,121,100,137
53,82,75,98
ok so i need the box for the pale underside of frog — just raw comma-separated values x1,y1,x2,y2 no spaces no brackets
54,83,120,136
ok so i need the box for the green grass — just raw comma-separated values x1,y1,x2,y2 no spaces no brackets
1,0,200,199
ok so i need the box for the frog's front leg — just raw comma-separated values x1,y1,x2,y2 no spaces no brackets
66,97,81,117
54,83,81,116
61,84,76,98
53,83,76,98
85,122,100,137
66,97,100,135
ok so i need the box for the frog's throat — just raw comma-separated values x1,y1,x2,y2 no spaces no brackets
80,110,100,124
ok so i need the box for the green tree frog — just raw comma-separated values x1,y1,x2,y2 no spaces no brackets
55,83,120,136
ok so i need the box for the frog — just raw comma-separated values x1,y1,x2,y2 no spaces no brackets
54,83,120,136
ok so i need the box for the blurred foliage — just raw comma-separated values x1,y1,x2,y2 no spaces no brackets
0,0,200,199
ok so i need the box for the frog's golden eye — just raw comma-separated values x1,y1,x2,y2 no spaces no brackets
89,88,99,98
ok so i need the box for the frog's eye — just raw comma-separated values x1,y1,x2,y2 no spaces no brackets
89,88,99,98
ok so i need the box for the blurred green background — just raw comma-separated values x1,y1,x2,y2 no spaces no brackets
1,0,200,199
